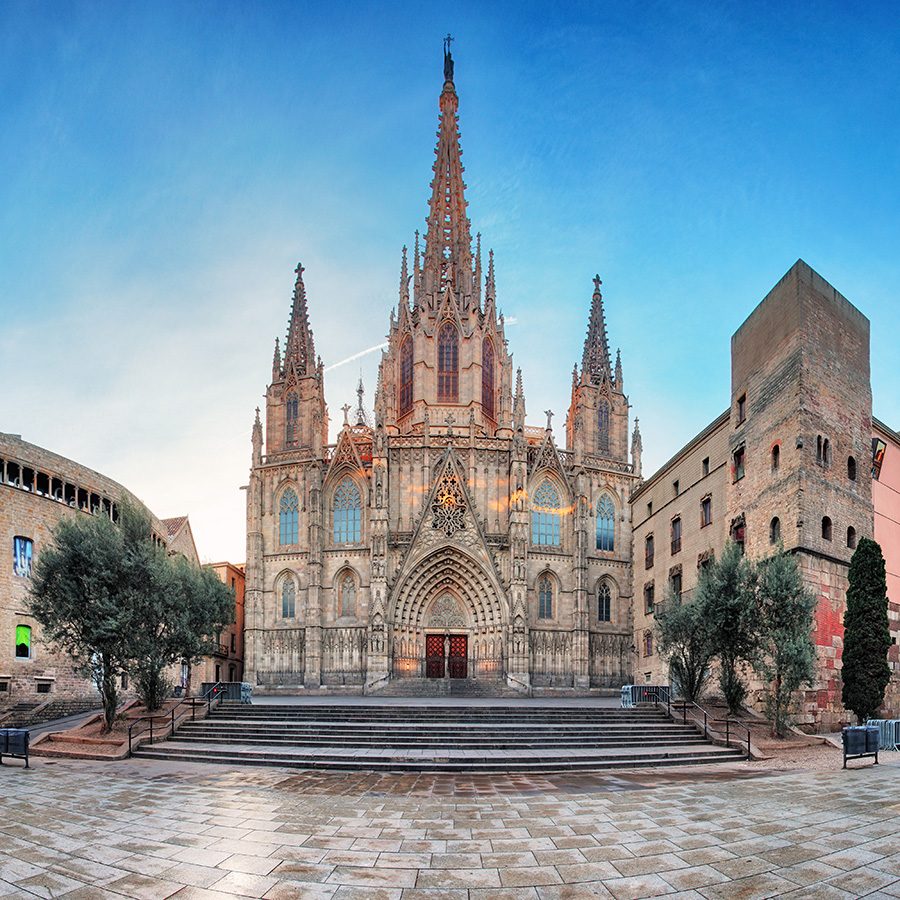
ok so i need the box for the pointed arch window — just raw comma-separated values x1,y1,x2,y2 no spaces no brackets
281,580,296,618
333,478,362,543
531,480,562,547
437,322,459,403
596,494,615,551
598,581,612,622
538,576,553,619
338,573,356,617
481,337,495,420
279,489,299,545
285,392,299,445
399,335,413,417
597,399,610,453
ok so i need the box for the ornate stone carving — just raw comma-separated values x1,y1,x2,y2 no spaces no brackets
431,466,467,537
428,594,466,628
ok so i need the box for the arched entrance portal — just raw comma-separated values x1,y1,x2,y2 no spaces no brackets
389,547,508,683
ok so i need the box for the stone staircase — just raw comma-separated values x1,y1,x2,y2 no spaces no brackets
134,702,745,772
375,677,521,698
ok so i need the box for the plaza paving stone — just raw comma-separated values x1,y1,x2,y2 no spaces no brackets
0,756,898,898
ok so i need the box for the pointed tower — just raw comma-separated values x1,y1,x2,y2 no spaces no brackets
567,275,630,462
265,262,329,454
378,39,513,437
420,36,474,305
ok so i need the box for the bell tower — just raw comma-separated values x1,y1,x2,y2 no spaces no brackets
566,276,630,463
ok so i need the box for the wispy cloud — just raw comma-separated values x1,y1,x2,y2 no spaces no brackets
324,342,388,372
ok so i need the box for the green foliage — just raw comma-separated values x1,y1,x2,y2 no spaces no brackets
655,587,713,703
752,548,816,737
124,555,235,710
842,537,891,724
28,502,148,730
29,499,236,726
693,542,758,715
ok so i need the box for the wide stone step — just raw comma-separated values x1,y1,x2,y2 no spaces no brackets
192,718,689,731
134,740,744,772
169,734,709,749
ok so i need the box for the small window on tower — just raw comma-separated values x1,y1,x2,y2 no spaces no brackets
822,516,832,541
847,526,857,549
770,517,781,545
772,445,780,472
644,583,655,616
848,456,857,481
645,534,654,569
672,479,679,496
737,394,746,424
701,496,712,527
733,446,745,482
702,457,710,477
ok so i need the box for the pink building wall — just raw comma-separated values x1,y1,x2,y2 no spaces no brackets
873,419,900,699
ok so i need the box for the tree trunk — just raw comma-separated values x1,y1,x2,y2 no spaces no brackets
101,652,118,733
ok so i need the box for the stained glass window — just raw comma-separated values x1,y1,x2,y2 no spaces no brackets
438,322,459,402
281,580,296,618
482,337,495,420
285,392,299,444
333,478,361,543
339,574,356,616
598,582,611,622
13,536,32,578
531,480,561,546
538,577,553,619
279,489,299,545
399,335,413,417
596,494,615,551
597,400,610,453
15,624,31,658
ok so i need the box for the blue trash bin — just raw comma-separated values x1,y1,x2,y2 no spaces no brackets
865,726,880,753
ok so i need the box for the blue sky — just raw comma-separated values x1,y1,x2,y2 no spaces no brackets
2,1,898,562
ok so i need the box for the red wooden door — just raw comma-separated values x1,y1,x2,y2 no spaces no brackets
448,635,468,679
425,634,444,678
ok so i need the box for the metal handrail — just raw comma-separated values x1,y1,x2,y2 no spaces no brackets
675,698,752,760
127,681,224,756
640,687,751,760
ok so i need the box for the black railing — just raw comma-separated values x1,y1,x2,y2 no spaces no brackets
673,697,752,760
127,681,224,756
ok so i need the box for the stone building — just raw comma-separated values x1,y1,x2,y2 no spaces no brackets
243,44,640,694
0,431,166,714
633,261,899,729
200,562,246,686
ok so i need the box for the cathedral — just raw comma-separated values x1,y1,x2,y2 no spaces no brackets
243,43,641,694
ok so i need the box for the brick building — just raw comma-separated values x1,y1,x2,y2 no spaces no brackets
633,261,899,729
0,431,167,713
243,44,640,694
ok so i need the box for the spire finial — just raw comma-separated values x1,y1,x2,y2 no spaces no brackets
443,34,454,82
355,375,370,427
284,261,315,377
581,273,611,385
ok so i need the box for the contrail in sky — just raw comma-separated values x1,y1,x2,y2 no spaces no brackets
324,342,389,372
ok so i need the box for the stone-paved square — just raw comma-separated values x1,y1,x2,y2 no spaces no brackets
1,756,898,898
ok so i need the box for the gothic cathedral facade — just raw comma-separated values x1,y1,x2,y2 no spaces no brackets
243,47,642,694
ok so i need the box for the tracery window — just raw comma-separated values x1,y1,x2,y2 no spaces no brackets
279,489,299,545
281,580,296,618
531,480,561,547
596,494,615,551
285,392,299,444
437,322,459,403
597,399,610,453
338,574,356,617
399,335,413,417
538,576,553,619
333,478,362,543
597,581,611,622
482,337,495,420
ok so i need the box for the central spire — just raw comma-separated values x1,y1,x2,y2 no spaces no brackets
422,36,474,302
